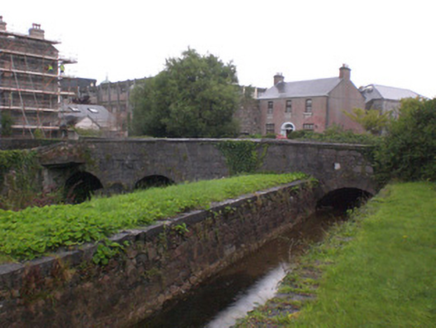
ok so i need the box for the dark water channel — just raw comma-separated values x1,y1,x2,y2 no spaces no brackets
133,209,346,328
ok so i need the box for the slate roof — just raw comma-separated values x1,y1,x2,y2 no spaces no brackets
360,84,420,102
59,104,116,129
258,77,342,100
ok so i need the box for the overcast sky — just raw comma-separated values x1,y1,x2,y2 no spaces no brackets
2,0,435,97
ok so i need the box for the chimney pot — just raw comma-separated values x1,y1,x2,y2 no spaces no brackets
0,16,6,31
339,64,351,80
29,23,45,39
274,73,284,85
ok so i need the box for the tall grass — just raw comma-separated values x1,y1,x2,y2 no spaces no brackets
239,182,436,327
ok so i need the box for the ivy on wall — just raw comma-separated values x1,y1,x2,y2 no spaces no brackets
215,141,268,175
0,150,43,210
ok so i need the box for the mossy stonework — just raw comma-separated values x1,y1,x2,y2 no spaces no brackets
34,138,377,199
0,181,316,327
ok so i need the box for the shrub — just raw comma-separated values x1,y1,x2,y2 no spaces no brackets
375,98,436,182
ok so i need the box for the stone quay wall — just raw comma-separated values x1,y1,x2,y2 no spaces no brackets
0,180,316,327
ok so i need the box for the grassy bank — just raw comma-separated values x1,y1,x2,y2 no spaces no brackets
0,173,309,263
237,182,436,327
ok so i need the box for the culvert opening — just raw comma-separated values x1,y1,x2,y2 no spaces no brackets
134,175,175,190
317,188,373,211
65,172,103,204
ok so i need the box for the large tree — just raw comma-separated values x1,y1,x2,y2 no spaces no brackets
131,49,240,138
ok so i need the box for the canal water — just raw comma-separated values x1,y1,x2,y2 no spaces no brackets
133,209,346,328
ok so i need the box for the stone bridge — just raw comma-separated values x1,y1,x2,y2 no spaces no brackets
38,138,378,204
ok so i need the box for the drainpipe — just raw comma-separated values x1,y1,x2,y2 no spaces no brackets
325,96,330,130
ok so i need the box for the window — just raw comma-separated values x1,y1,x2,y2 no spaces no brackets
267,101,273,115
285,100,292,113
87,107,99,113
69,106,80,112
305,99,312,113
303,123,314,131
266,123,275,134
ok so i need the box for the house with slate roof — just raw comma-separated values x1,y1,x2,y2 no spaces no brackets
59,104,117,139
258,65,365,136
359,84,420,118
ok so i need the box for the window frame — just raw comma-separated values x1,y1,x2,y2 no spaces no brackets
305,99,312,113
285,100,292,113
266,123,275,134
267,101,274,115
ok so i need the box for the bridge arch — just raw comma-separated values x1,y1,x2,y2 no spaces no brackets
317,187,373,210
134,175,175,190
65,171,103,204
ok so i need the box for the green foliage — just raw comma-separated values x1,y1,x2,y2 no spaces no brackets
33,128,44,139
72,127,103,138
92,240,128,265
172,223,189,236
288,125,380,145
215,140,268,175
0,150,48,210
343,107,390,135
0,111,13,137
375,97,436,182
131,48,240,138
238,182,436,327
0,173,310,261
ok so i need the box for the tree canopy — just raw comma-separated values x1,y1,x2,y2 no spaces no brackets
131,49,240,138
343,107,390,135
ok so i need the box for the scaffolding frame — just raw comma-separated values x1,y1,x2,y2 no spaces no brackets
0,22,76,138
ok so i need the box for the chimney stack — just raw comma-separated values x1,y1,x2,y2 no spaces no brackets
339,64,351,80
0,16,6,31
274,73,284,85
29,23,45,39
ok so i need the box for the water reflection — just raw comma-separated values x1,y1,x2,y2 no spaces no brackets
205,263,288,328
134,209,344,328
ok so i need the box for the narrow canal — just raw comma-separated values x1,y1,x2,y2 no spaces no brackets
133,208,347,328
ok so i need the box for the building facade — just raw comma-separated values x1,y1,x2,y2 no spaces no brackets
359,84,420,119
0,16,75,138
258,65,365,136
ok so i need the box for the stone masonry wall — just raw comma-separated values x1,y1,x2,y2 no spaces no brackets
0,180,316,328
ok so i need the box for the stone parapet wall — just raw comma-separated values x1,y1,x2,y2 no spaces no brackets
0,180,316,327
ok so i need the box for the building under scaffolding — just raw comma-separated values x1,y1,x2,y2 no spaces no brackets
0,16,76,138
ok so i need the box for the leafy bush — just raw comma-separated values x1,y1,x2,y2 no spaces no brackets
0,111,13,137
375,98,436,182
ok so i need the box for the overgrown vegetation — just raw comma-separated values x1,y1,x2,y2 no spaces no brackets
215,140,268,175
0,111,14,137
0,150,59,210
287,125,380,145
343,107,390,135
237,182,436,327
375,97,436,183
0,173,309,262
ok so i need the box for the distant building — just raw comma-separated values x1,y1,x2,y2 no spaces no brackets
0,16,76,138
359,84,421,118
88,79,146,136
59,104,117,139
258,65,365,136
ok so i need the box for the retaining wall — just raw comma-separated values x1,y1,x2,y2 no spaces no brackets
0,180,316,327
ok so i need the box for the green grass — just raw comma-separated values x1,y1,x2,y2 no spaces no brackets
237,182,436,327
0,173,309,262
